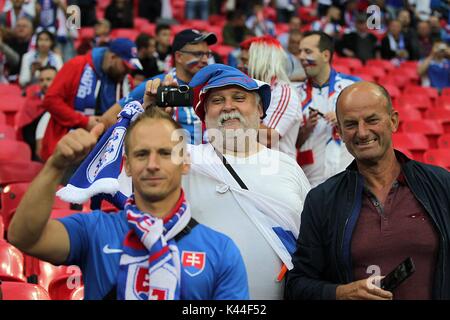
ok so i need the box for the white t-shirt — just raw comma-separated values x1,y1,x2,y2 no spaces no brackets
182,143,310,299
297,73,358,187
263,81,303,159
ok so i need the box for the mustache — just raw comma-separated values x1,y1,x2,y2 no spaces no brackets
217,111,246,127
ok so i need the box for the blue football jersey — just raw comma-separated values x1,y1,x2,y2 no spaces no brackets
119,69,202,144
58,210,249,300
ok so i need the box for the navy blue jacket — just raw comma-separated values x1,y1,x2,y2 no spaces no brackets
286,151,450,300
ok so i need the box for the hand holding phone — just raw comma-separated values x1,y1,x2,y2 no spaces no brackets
380,257,416,292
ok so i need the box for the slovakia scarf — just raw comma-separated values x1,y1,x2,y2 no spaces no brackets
56,101,143,204
116,191,190,300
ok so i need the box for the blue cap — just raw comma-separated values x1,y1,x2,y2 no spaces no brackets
189,64,271,120
109,38,143,70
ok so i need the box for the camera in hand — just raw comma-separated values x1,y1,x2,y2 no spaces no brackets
156,85,194,107
380,257,416,292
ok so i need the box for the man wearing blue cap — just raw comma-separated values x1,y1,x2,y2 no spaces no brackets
40,37,142,161
100,29,217,144
142,64,311,299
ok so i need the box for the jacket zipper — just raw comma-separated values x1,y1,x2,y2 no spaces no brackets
340,172,359,283
403,173,446,299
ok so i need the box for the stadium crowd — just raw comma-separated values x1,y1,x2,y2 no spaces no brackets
0,0,450,301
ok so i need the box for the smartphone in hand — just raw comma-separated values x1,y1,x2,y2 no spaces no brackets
380,257,416,292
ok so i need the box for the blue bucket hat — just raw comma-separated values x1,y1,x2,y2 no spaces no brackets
189,64,271,121
109,38,143,70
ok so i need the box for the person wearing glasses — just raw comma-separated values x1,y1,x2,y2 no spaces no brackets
101,29,217,145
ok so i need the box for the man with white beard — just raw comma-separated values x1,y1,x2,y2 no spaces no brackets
161,64,311,299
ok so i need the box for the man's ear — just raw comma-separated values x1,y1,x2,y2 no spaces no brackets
323,49,331,63
123,154,132,177
258,103,264,119
182,152,191,175
390,109,400,133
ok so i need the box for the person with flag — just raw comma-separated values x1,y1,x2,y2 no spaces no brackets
7,102,249,300
296,31,360,188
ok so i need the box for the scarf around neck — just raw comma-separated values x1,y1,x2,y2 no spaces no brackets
116,191,191,300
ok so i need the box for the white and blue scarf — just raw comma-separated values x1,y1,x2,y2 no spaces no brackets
56,101,143,205
117,192,190,300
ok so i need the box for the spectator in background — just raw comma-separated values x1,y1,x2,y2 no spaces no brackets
77,18,111,55
285,29,306,82
418,40,450,93
100,29,217,145
398,8,418,41
342,0,358,32
429,15,446,42
222,10,252,48
185,0,210,20
15,65,57,161
19,30,63,87
243,35,303,160
135,33,160,78
380,19,415,63
155,24,172,72
0,27,20,83
105,0,134,29
416,20,433,59
297,31,360,187
278,15,302,50
317,0,333,17
40,38,141,161
337,13,379,63
311,6,342,40
35,0,67,34
0,0,32,28
3,16,34,81
245,3,276,37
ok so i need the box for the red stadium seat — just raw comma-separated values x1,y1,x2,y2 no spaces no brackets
383,84,401,102
332,56,363,71
397,94,432,111
353,66,386,81
442,88,450,96
434,96,450,110
0,140,31,161
210,45,234,64
365,59,395,72
0,281,50,300
400,60,419,70
0,112,5,124
33,260,74,291
392,133,429,161
0,84,21,96
395,106,422,131
78,27,95,40
0,160,43,186
333,64,351,74
437,134,450,149
422,149,450,170
110,28,140,40
397,66,420,84
139,23,155,36
134,17,149,29
0,182,30,231
379,74,409,90
208,14,226,27
403,85,439,101
0,216,4,239
425,108,450,133
402,120,444,148
0,240,26,282
0,124,16,140
355,73,375,82
0,95,25,126
47,266,83,300
184,19,210,31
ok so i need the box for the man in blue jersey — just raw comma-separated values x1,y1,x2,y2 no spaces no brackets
101,29,217,144
8,107,248,300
